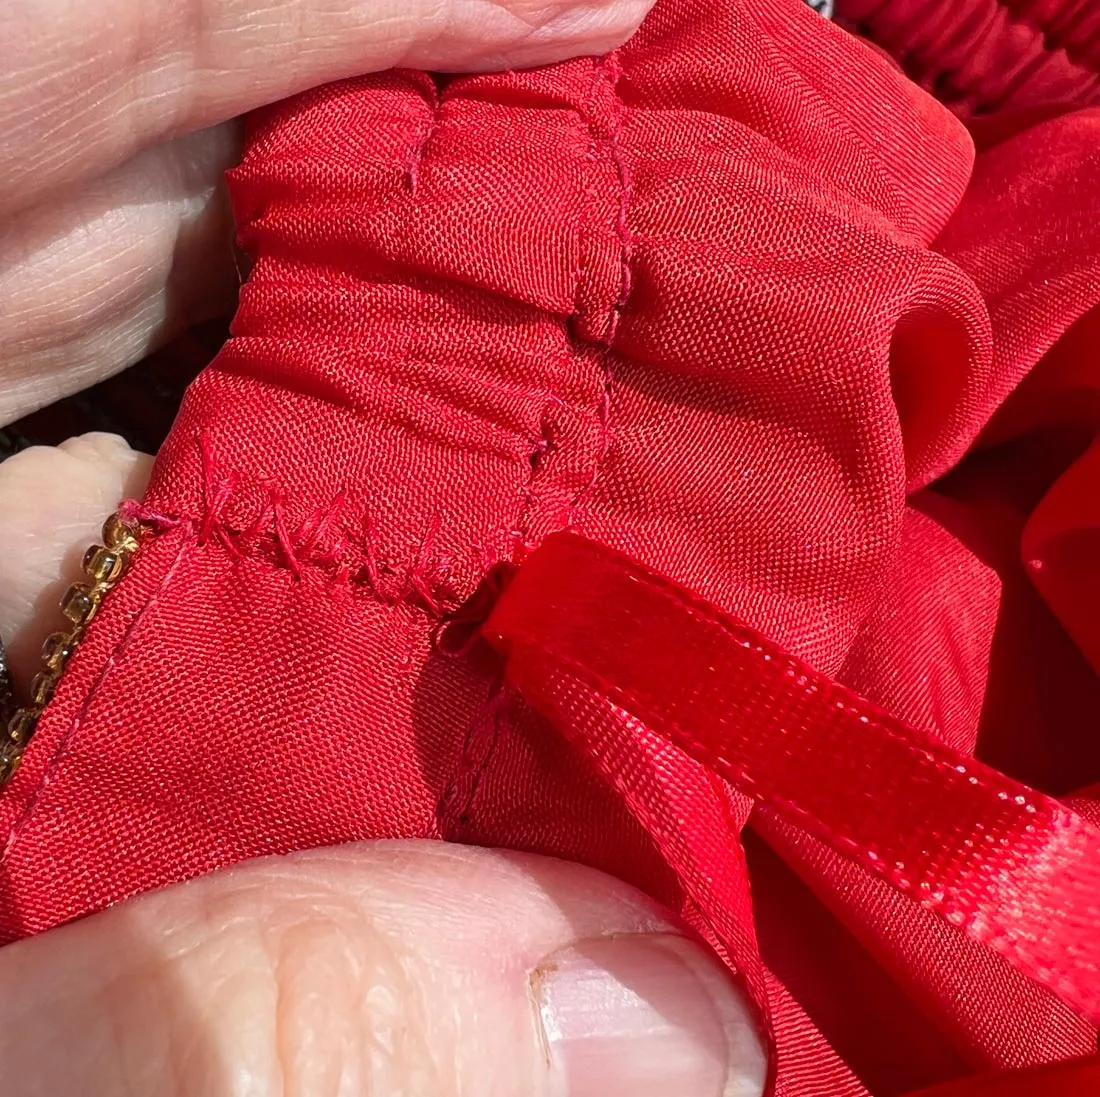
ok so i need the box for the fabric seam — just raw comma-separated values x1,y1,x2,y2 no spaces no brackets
435,53,634,828
0,528,197,871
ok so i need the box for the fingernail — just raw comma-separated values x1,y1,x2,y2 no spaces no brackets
533,932,767,1097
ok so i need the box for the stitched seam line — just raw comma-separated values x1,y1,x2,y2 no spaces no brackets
0,528,196,869
566,53,632,519
435,56,634,827
601,54,634,346
435,58,627,826
126,506,467,615
128,429,557,613
520,641,1098,981
436,676,507,835
406,81,442,192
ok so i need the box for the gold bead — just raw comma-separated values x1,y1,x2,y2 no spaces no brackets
83,544,125,584
102,514,140,554
2,512,144,788
61,582,102,626
0,747,21,785
30,671,59,707
6,709,37,747
42,631,78,672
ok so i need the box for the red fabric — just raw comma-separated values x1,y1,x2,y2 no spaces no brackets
2,0,1100,1094
906,1055,1100,1096
483,532,1100,1023
836,0,1100,135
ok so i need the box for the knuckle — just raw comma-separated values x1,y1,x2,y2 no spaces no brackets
200,873,453,1097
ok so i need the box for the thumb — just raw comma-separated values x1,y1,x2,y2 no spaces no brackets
0,841,767,1097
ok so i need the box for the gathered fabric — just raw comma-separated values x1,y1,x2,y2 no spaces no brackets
837,0,1100,128
2,0,1099,1092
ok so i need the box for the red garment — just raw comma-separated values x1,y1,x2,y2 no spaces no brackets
3,1,1099,1094
906,1055,1100,1096
837,0,1100,132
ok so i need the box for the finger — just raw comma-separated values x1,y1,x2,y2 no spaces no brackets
0,841,766,1097
0,125,239,425
0,0,654,215
0,433,153,688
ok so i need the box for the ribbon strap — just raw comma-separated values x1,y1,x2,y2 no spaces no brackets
483,532,1100,1023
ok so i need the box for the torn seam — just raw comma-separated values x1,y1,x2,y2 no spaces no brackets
121,505,464,617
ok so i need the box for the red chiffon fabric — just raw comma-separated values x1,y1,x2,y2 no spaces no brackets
2,0,1099,1093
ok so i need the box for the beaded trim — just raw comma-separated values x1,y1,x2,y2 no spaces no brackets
0,514,141,786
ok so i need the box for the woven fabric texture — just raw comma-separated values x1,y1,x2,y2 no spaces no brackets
2,1,1099,1093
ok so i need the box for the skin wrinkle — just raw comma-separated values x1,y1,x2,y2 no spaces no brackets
203,936,282,1094
110,965,182,1097
92,970,142,1097
1,0,632,214
258,890,443,1097
81,929,220,1097
387,935,446,1097
0,840,768,1095
271,914,310,1097
7,222,162,346
0,0,652,420
402,0,461,69
192,870,419,1095
0,150,220,282
165,986,209,1097
403,0,576,70
0,125,238,420
0,42,122,192
2,296,166,419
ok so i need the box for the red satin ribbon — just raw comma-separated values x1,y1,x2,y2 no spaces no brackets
483,533,1100,1025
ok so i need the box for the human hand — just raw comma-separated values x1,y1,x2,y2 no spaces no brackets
0,0,656,677
0,3,766,1094
0,841,767,1095
0,0,653,424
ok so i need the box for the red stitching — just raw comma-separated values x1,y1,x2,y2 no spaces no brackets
1,527,197,867
215,526,242,560
437,673,508,834
296,489,348,557
198,435,237,544
521,642,1098,984
548,535,1049,809
565,53,632,520
128,500,460,614
408,514,443,615
127,427,483,613
359,512,384,596
406,81,442,193
572,57,604,321
119,500,179,528
272,499,302,579
600,53,634,346
510,413,557,548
